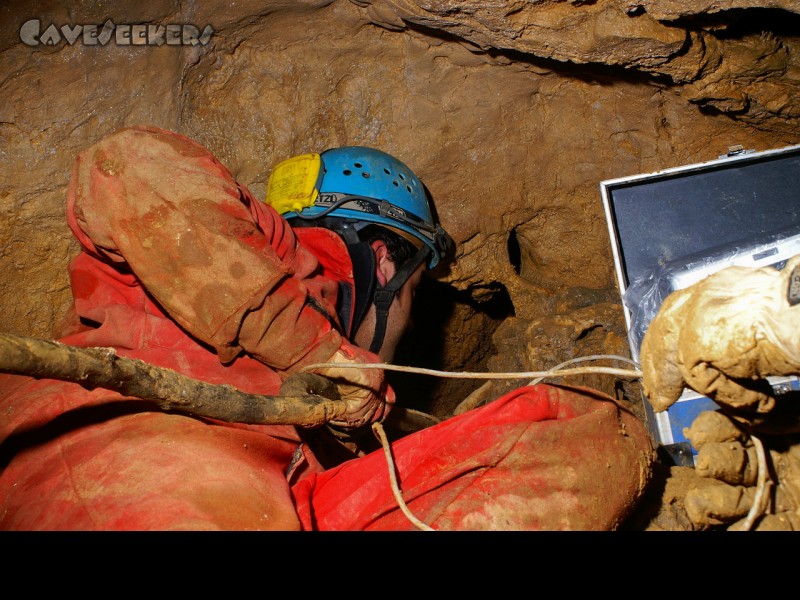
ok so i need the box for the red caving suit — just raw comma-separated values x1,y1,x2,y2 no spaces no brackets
0,126,654,530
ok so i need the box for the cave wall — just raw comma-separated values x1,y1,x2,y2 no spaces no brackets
1,1,798,416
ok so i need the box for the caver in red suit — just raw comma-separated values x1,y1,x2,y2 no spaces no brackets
0,126,654,530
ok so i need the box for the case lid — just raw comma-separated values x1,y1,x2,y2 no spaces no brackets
601,144,800,292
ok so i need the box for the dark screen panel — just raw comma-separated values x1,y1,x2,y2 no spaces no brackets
606,148,800,287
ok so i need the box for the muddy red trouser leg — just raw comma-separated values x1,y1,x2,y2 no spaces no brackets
291,384,655,530
0,394,303,531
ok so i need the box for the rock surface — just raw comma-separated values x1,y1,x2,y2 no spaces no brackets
1,0,798,529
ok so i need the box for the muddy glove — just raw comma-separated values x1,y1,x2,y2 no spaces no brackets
306,345,394,431
640,254,800,415
680,410,800,530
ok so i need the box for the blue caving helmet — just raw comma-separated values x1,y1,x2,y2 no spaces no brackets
266,146,454,353
267,146,452,269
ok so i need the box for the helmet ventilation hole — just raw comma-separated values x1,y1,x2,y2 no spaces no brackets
362,172,371,178
343,169,352,176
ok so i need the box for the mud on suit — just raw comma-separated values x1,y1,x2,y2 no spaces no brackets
0,126,654,530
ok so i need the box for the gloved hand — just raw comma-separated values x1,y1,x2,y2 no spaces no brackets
307,345,395,431
640,254,800,415
681,410,800,530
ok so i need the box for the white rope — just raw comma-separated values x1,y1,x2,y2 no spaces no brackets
301,361,643,381
371,422,435,531
527,354,641,385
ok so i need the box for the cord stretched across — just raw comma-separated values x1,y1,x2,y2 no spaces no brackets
301,359,643,381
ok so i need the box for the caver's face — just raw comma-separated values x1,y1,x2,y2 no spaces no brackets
352,241,425,362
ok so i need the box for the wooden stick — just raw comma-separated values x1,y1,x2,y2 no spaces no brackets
0,332,347,427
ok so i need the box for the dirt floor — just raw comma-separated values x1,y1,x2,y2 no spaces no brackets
622,462,702,531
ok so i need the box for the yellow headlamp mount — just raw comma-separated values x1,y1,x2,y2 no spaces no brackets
265,152,322,215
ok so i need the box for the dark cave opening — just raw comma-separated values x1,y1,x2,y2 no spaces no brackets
389,275,515,420
507,226,522,275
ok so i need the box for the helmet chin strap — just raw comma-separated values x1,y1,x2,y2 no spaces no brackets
368,245,430,355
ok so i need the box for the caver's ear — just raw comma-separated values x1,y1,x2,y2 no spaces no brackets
369,239,395,287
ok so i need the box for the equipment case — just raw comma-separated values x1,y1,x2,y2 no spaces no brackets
600,143,800,464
